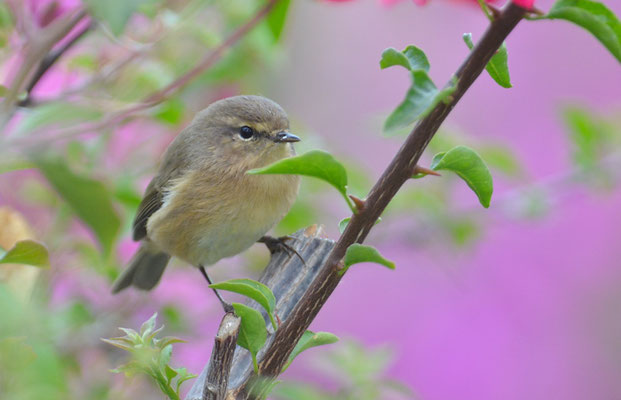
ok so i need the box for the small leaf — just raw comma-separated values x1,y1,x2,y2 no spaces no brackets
431,145,493,208
338,217,351,234
140,313,159,338
34,158,120,256
232,303,268,373
384,71,457,133
339,216,381,234
0,240,49,268
379,45,430,71
541,0,621,63
266,0,291,41
248,150,354,212
283,330,339,372
463,33,512,88
342,244,395,274
210,279,277,329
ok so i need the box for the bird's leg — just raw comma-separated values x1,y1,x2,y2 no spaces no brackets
258,235,307,267
198,266,234,313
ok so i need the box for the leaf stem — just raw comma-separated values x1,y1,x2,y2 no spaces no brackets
477,0,494,21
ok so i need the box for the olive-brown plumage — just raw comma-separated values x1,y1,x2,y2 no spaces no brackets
112,95,300,294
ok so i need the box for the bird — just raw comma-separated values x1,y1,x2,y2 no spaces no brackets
111,95,301,311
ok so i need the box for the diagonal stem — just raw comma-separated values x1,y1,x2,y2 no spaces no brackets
236,2,528,398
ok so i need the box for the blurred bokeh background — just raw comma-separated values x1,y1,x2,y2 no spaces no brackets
1,0,620,399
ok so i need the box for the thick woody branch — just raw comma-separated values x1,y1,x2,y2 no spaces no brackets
184,226,335,400
202,313,241,400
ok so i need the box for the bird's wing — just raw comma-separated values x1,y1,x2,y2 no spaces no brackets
132,137,192,241
132,180,163,241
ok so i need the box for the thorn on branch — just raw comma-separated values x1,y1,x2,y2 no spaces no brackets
348,195,366,212
488,5,502,20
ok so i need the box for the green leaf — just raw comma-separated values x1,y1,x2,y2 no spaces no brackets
266,0,291,41
562,106,607,169
0,84,7,97
210,279,277,329
232,303,268,373
16,102,102,135
0,240,49,268
153,98,185,125
83,0,149,36
338,217,351,234
283,330,339,372
463,33,512,88
384,71,457,133
0,159,35,174
379,45,430,71
338,216,381,234
431,145,493,208
34,158,120,256
248,150,354,212
542,0,621,63
342,244,395,274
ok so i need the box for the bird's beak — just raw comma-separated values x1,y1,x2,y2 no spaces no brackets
274,131,301,143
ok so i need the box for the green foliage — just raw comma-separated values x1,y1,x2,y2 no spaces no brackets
540,0,621,63
381,45,457,133
84,0,151,36
210,279,278,329
342,244,395,274
0,240,49,268
380,46,430,71
562,106,609,169
35,158,120,256
273,340,412,400
267,0,292,41
283,330,339,372
248,150,355,212
232,303,268,374
463,33,512,88
103,313,194,400
431,145,494,208
384,72,457,133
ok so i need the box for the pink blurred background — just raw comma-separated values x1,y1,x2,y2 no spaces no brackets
3,0,621,399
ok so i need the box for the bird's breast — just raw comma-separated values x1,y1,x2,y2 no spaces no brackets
147,169,300,266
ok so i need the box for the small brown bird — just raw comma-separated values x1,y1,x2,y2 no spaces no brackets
112,95,301,310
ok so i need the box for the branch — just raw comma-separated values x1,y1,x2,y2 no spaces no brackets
0,8,86,128
224,2,527,398
201,313,242,400
18,20,94,107
7,0,279,150
184,226,336,400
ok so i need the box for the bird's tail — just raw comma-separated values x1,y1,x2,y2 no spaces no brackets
111,243,171,294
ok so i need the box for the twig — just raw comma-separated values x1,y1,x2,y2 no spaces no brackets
203,313,241,400
0,8,86,128
18,20,94,107
8,0,279,150
229,3,528,398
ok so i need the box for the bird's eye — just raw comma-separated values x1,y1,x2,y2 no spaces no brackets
239,126,254,140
